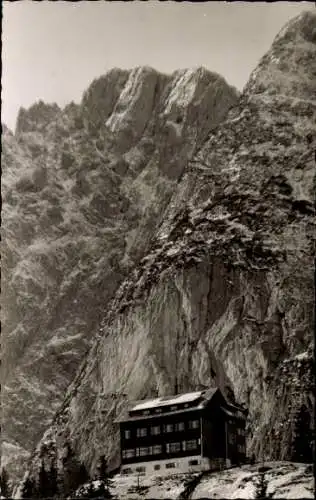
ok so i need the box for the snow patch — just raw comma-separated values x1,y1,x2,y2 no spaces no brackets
48,333,83,348
131,391,202,411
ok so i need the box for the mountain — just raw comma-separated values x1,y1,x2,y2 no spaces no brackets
3,10,315,494
2,66,238,484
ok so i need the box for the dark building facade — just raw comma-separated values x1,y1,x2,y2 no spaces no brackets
115,388,247,475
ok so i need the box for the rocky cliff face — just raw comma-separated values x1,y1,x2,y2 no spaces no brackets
2,66,238,483
3,10,315,492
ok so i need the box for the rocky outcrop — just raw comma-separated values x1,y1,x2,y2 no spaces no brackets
111,462,313,499
2,66,238,483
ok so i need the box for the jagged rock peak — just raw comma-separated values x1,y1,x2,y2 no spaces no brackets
244,9,316,99
81,65,236,127
82,64,238,152
83,65,227,95
274,10,316,44
15,101,61,136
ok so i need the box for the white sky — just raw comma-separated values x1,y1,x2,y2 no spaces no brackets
1,1,314,130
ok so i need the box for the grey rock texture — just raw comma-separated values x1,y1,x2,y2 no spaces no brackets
2,66,237,483
3,10,316,491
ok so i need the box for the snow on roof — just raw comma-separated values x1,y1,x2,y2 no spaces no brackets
220,407,238,418
130,391,203,412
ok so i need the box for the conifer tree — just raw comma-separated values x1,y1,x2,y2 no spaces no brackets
62,442,90,497
78,463,89,486
292,404,313,463
38,460,48,498
0,468,10,498
96,455,113,498
21,476,38,499
48,459,59,498
97,455,107,482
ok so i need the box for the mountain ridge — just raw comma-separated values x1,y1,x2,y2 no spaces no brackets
2,63,238,486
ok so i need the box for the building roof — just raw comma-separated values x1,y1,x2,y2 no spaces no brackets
130,390,203,412
114,387,219,423
115,404,206,423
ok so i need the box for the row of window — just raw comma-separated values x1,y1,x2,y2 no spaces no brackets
122,439,200,459
123,445,163,458
134,403,192,417
124,420,199,439
122,459,200,475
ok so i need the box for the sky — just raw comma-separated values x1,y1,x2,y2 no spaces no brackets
2,1,314,130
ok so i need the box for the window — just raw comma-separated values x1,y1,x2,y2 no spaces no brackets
184,439,198,451
143,410,150,416
228,434,236,445
189,460,199,466
164,423,173,433
154,464,161,470
122,468,132,475
136,447,149,457
136,427,147,437
166,463,176,469
170,405,177,411
175,422,185,432
135,466,146,473
152,445,162,455
151,425,161,435
189,420,199,429
155,408,162,413
124,430,131,439
238,444,245,453
166,442,181,453
122,449,135,459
